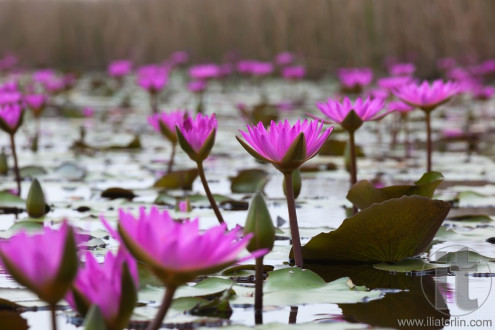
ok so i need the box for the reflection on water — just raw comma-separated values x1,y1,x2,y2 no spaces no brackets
307,264,450,329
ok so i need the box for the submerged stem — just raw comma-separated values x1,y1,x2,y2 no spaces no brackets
254,256,264,325
9,134,21,196
197,161,226,226
283,172,303,268
146,286,177,330
425,111,432,172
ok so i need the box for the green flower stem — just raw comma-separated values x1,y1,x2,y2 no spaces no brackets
166,143,176,174
50,304,57,330
283,172,303,268
197,161,226,226
147,285,177,330
9,134,21,196
254,256,264,325
425,111,432,172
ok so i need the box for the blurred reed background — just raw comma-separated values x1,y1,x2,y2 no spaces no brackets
0,0,493,76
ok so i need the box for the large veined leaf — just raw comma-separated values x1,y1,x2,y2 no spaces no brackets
347,171,444,209
296,196,450,263
153,168,198,190
231,268,383,306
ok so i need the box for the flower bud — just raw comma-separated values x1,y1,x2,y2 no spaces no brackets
244,192,275,252
26,179,47,218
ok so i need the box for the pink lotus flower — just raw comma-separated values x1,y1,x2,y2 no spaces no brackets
249,61,274,76
471,84,495,100
387,100,414,113
189,64,220,80
275,52,295,66
367,88,390,99
282,66,305,80
0,91,22,105
114,207,263,286
237,119,333,172
176,113,217,161
137,65,168,93
0,81,19,93
316,96,388,127
0,221,78,305
338,67,373,91
66,249,138,330
237,60,255,74
0,103,23,134
188,80,207,93
388,62,416,76
43,77,66,94
377,76,413,90
33,69,56,84
148,110,186,142
25,94,47,116
108,60,132,78
394,80,459,112
169,51,189,66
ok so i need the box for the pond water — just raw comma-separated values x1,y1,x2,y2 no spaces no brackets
0,72,494,329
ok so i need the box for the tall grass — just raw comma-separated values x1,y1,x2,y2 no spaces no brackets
0,0,493,75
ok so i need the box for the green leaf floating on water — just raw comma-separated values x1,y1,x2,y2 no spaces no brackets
153,168,199,190
229,169,269,193
296,196,450,263
231,267,382,305
373,258,449,273
347,171,444,210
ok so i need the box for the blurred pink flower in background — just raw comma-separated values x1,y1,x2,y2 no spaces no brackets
394,80,459,111
189,64,220,80
338,67,373,92
275,52,295,66
387,100,415,113
137,65,168,93
108,59,132,78
282,66,305,81
388,62,416,76
169,51,189,66
249,61,274,76
378,76,413,90
188,80,207,93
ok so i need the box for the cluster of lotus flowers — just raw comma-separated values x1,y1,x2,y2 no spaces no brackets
1,50,494,329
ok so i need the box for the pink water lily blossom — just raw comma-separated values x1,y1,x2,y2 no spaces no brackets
176,113,217,153
316,96,388,124
282,66,305,80
189,64,220,80
148,110,186,140
25,94,47,116
0,221,77,305
388,62,416,76
387,100,415,113
108,60,132,78
66,249,138,330
338,67,373,90
394,80,459,111
114,207,264,285
238,119,333,171
188,80,207,93
0,102,23,133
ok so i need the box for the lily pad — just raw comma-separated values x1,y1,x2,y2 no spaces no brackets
229,169,269,193
318,139,365,157
19,166,47,178
153,169,199,190
373,258,449,273
447,214,492,222
101,187,136,200
231,268,382,306
54,162,87,180
347,171,444,210
297,196,451,263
